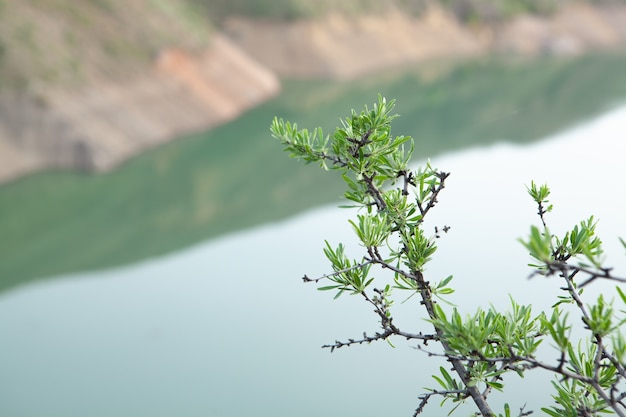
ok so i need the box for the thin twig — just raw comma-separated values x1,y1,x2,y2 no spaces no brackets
302,259,374,283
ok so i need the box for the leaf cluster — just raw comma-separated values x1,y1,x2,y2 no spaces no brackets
272,97,626,417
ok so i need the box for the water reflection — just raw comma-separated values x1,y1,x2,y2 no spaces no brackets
3,54,626,288
0,106,625,416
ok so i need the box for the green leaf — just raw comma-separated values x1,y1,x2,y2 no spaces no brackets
519,225,553,263
616,286,626,305
526,180,551,203
437,275,454,289
486,380,504,390
541,408,563,417
501,403,511,417
317,285,341,291
432,375,447,390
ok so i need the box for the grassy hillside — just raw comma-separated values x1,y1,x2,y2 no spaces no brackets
2,0,623,91
194,0,624,22
0,0,211,90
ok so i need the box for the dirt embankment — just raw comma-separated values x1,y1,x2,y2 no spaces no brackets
0,34,279,184
2,2,626,184
223,3,626,79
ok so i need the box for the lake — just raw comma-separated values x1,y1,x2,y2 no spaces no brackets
2,53,626,289
1,105,626,416
1,54,626,416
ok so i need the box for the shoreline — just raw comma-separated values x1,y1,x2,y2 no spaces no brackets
2,2,626,185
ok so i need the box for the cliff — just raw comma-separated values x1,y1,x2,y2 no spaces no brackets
0,35,279,183
223,3,626,79
0,1,280,184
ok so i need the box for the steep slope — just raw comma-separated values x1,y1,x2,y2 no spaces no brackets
222,2,626,79
0,0,279,183
2,1,626,184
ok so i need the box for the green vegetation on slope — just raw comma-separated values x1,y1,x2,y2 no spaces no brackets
1,53,626,291
2,0,625,90
193,0,624,22
0,0,211,90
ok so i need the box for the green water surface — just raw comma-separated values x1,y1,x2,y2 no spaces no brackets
1,53,626,290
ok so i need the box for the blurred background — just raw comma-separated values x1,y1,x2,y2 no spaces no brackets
1,1,626,416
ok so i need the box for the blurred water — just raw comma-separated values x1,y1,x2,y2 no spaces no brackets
4,53,626,286
0,105,625,416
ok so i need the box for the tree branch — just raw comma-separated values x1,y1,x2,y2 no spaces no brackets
302,259,375,283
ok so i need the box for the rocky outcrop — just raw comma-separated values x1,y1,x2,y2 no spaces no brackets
223,7,486,79
494,3,626,55
0,35,280,184
223,3,626,80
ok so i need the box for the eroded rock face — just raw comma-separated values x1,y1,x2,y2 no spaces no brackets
223,3,626,80
2,3,626,184
494,3,626,56
222,7,486,79
0,35,280,184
